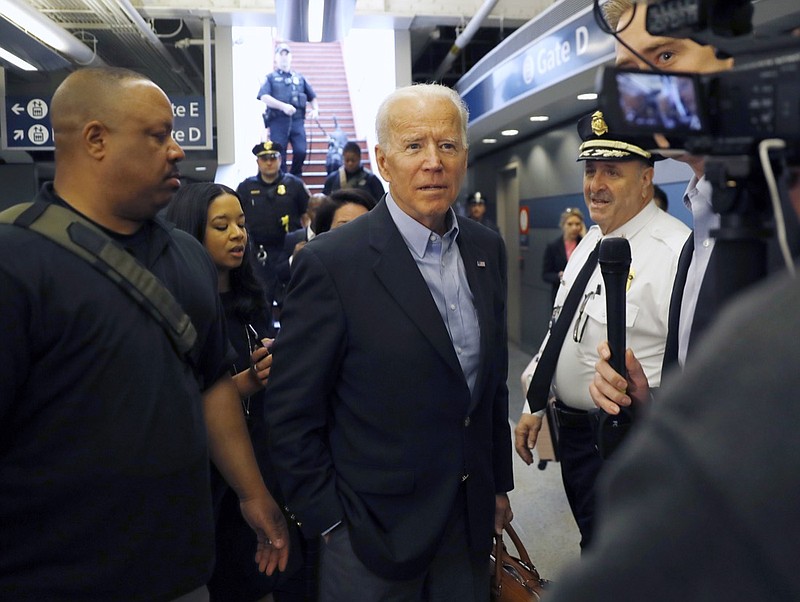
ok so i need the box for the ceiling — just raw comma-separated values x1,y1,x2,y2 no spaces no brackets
6,0,799,171
0,0,555,93
0,0,555,173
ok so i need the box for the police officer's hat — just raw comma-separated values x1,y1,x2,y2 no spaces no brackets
577,111,663,165
275,43,291,55
252,140,284,157
467,192,486,205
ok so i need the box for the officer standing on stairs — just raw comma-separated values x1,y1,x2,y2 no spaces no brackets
236,141,309,330
258,43,319,177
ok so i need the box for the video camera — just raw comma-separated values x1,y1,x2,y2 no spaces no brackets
589,0,800,459
598,0,800,159
596,0,799,275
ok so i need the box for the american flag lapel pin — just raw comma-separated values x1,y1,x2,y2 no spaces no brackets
477,260,486,268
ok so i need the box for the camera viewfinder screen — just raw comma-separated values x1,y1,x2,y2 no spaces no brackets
615,71,705,134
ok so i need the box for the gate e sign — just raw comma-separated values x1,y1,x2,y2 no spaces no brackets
3,94,207,150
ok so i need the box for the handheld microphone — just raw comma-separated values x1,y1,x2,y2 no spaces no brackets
599,237,631,376
593,237,633,459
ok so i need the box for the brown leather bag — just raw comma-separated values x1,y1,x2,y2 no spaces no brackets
490,523,550,601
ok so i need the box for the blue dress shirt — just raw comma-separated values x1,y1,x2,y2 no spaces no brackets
385,194,481,394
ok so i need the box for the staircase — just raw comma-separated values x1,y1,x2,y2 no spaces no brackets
276,41,371,193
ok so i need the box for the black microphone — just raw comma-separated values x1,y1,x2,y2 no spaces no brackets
599,237,631,376
593,237,633,459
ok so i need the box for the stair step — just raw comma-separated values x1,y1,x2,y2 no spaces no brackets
266,39,368,186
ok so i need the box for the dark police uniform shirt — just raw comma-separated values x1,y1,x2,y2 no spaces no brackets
0,183,236,600
236,170,309,250
257,69,316,120
322,166,386,202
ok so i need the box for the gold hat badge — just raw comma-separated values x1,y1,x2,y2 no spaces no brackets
591,111,608,137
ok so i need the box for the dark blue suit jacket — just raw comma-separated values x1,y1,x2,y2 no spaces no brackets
264,198,514,580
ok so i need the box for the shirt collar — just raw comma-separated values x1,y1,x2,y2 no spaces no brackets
385,193,459,259
603,200,660,240
683,174,712,210
259,170,284,186
39,182,169,265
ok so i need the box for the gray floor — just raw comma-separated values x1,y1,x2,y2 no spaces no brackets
504,341,581,582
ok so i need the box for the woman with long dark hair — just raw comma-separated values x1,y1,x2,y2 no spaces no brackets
166,182,303,602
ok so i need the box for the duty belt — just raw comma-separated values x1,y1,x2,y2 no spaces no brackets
553,400,591,429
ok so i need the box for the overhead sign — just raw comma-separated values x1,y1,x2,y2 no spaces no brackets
171,97,207,147
461,7,616,123
5,97,51,149
2,94,208,150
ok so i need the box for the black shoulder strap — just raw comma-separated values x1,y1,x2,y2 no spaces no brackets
0,201,198,361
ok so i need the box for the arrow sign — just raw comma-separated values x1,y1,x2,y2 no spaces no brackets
5,95,54,149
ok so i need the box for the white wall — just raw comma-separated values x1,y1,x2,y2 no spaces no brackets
215,25,277,188
341,27,396,177
215,25,398,188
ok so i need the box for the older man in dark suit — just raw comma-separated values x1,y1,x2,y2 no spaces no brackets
264,83,514,601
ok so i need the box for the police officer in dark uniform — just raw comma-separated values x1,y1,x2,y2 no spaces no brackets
236,141,309,326
258,43,319,177
322,141,386,202
466,191,500,233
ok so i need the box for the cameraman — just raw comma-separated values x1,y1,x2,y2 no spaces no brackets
590,0,738,414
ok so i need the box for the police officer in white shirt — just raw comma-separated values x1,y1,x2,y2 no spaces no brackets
515,111,690,549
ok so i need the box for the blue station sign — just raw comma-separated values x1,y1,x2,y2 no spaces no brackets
461,7,616,123
3,94,208,151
